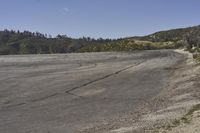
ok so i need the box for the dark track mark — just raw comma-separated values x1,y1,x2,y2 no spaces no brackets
30,93,58,102
4,102,26,109
164,67,180,70
65,61,145,94
1,60,145,109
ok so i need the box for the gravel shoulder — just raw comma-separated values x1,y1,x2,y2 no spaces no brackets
157,50,200,133
108,50,200,133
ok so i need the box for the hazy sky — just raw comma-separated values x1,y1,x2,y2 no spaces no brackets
0,0,200,38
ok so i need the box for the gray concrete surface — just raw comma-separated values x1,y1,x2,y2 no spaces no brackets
0,50,185,133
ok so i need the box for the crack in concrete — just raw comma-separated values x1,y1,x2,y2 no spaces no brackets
30,93,59,102
1,60,146,109
65,61,145,94
4,102,26,109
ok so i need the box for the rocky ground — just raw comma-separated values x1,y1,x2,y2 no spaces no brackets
107,50,200,133
157,50,200,133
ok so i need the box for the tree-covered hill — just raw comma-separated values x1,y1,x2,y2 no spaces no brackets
138,25,200,49
1,25,200,55
77,39,180,52
0,30,112,55
79,25,200,52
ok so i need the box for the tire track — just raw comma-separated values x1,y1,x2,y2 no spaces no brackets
1,60,145,110
30,93,59,102
65,60,145,94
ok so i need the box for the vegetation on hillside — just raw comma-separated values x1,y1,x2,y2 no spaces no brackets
140,25,200,50
78,25,200,52
1,25,200,55
0,30,112,55
78,39,181,52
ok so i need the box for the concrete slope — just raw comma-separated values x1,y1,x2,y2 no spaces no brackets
0,50,185,133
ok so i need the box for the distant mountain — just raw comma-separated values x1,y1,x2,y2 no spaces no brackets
140,25,200,43
0,25,200,55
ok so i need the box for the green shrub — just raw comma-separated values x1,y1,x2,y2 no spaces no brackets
193,53,200,62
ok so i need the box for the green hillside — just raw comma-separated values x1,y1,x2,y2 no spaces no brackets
79,25,200,52
0,25,200,55
78,39,180,52
0,30,111,55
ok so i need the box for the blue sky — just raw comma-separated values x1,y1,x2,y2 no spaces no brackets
0,0,200,38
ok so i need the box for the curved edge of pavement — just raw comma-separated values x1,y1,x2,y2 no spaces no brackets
91,49,200,133
155,50,200,133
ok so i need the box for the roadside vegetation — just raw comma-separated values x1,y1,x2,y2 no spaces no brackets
194,54,200,62
77,39,180,52
191,48,200,63
164,104,200,131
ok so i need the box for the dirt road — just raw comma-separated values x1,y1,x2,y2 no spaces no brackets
0,50,185,133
